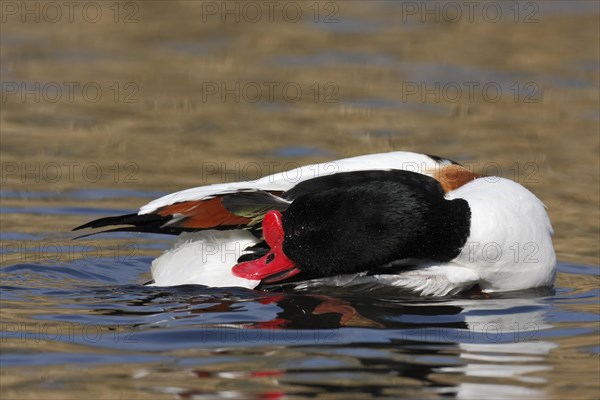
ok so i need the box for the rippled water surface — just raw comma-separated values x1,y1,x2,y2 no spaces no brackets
1,1,599,399
1,230,598,399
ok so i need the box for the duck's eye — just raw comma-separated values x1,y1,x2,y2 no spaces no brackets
293,225,307,237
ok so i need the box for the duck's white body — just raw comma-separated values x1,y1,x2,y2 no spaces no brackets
150,230,260,289
140,152,556,296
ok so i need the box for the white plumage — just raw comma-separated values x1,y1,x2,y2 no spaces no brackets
151,230,260,289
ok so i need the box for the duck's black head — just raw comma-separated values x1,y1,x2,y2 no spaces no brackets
233,170,471,283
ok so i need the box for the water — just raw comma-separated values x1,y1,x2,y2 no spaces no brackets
1,260,598,398
1,193,598,398
1,1,599,398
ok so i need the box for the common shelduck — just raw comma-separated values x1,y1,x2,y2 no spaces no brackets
74,151,556,296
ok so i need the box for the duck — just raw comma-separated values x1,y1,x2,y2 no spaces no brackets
73,151,556,296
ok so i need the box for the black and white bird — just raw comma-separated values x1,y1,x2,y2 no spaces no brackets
74,151,556,296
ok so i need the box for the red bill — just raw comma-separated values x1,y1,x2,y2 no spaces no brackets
232,210,300,283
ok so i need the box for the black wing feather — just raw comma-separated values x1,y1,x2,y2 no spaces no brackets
72,212,186,238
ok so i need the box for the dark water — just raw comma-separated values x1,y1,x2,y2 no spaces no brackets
1,194,599,399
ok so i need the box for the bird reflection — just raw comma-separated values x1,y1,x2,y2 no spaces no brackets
112,285,555,400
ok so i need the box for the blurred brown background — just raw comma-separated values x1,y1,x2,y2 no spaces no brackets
1,1,598,266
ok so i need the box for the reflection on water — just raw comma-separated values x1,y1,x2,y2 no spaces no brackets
1,244,598,399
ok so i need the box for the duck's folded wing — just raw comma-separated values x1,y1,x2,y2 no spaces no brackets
73,190,290,237
137,151,475,214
